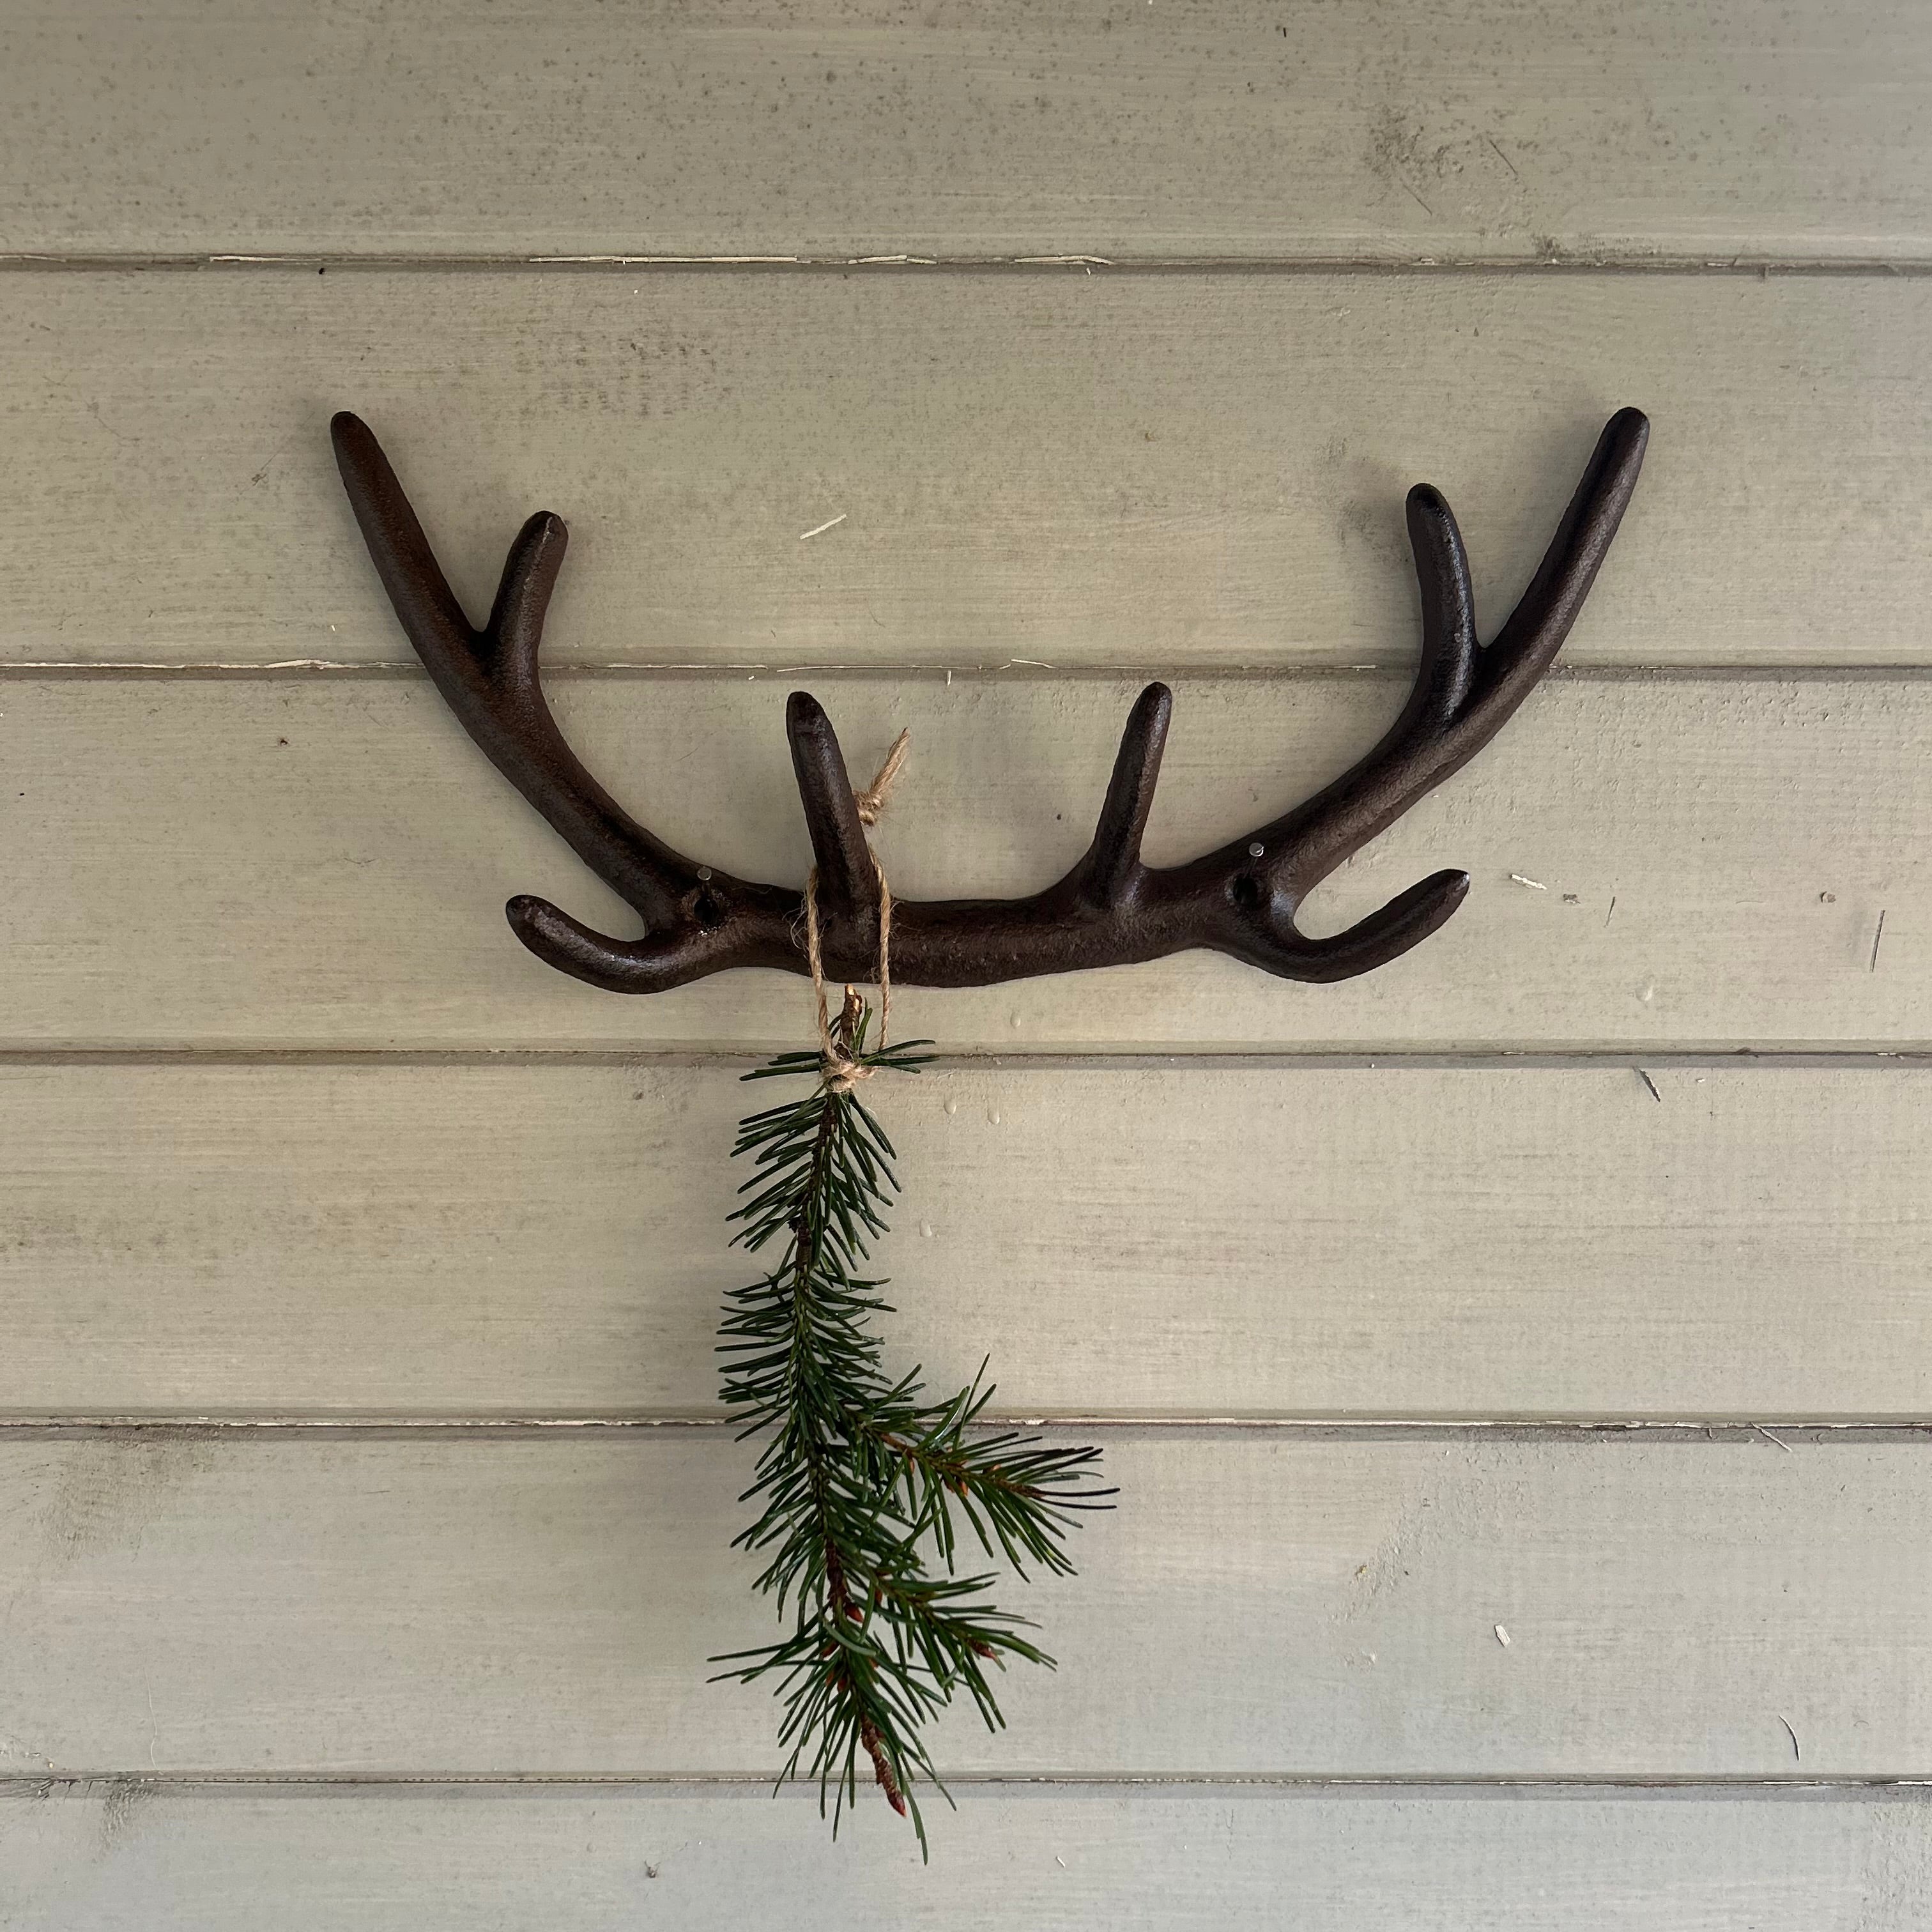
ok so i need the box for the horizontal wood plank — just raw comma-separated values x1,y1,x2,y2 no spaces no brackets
6,1059,1931,1422
3,270,1929,670
1,1432,1927,1777
2,2,1925,261
4,1783,1927,1931
2,673,1925,1051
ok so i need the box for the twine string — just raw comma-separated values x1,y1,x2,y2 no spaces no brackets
804,730,908,1093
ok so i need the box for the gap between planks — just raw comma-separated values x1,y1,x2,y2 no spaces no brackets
10,663,1932,684
4,1772,1929,1793
1,1419,1928,1438
0,1048,1923,1071
8,253,1932,278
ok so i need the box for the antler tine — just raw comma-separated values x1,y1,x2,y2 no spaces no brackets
1079,682,1172,908
1207,408,1647,978
332,412,721,940
330,412,482,666
1248,870,1472,985
1404,481,1479,732
1478,406,1650,705
485,503,570,686
504,895,771,995
786,692,880,917
1254,477,1480,891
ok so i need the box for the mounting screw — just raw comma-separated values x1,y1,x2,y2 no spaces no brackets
1248,842,1264,859
696,865,712,881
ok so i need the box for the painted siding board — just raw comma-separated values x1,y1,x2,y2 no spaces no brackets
2,2,1926,261
1,673,1922,1051
4,1784,1928,1932
3,1059,1929,1423
1,270,1928,670
1,1432,1927,1778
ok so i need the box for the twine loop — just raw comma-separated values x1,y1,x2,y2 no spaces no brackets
804,730,908,1092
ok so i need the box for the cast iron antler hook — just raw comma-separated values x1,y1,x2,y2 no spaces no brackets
332,408,1647,993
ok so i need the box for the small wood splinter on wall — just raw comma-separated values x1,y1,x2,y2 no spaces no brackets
328,406,1648,1848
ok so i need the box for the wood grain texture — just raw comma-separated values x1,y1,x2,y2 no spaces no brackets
6,1059,1931,1423
3,270,1929,670
4,1783,1928,1931
2,673,1923,1051
2,2,1926,261
1,1431,1926,1777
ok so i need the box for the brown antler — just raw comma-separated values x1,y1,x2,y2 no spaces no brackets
332,408,1646,993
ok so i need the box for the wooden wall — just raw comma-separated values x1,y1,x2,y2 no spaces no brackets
2,3,1929,1923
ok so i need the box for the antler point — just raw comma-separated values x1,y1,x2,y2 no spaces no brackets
1135,680,1175,728
328,411,376,463
785,690,872,910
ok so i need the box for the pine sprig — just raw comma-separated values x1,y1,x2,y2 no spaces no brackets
712,993,1112,1850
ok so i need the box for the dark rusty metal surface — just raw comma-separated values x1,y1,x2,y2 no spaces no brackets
331,408,1648,994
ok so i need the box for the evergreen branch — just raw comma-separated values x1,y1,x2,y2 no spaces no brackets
712,992,1110,1851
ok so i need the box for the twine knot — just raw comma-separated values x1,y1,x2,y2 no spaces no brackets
804,730,908,1092
852,728,909,826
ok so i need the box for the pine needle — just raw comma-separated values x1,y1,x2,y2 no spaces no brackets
712,995,1111,1853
